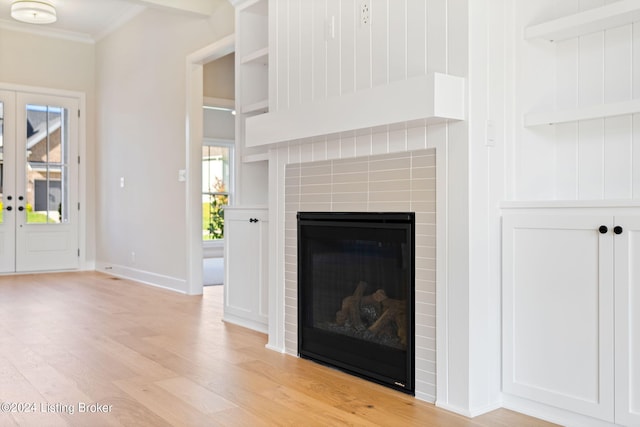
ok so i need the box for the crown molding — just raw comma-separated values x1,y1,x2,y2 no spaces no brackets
0,18,94,44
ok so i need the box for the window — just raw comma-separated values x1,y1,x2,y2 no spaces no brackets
202,141,232,240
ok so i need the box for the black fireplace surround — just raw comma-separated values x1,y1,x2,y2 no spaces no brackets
297,212,415,394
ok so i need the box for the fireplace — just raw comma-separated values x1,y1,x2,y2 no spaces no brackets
297,212,415,393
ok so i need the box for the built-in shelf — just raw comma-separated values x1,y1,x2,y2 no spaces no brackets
525,0,640,42
243,0,267,15
242,152,269,163
524,99,640,127
242,99,269,115
241,47,268,65
244,72,465,148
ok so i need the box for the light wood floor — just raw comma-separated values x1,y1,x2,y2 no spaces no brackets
0,272,557,426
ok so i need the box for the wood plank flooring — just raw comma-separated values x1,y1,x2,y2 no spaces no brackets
0,272,557,426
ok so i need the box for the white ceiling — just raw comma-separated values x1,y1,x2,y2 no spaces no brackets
0,0,228,43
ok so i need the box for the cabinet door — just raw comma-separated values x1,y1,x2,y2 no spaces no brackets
615,216,640,426
502,214,614,422
223,209,268,332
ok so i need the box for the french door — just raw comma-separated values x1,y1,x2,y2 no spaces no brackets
0,90,79,273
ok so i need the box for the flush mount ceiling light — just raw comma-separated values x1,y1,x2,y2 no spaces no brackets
11,1,57,25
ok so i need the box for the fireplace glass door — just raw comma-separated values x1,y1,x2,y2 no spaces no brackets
298,212,415,393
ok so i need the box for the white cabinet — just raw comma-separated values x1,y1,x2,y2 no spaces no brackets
615,216,640,426
502,207,640,425
223,206,268,333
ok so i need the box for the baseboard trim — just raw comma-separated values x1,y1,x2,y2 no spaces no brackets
434,401,501,419
96,262,187,294
222,314,268,334
502,394,616,427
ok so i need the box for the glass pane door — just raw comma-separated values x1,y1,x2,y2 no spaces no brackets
15,92,79,272
25,104,70,224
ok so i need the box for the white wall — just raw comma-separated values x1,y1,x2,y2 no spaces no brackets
0,28,96,268
95,5,234,291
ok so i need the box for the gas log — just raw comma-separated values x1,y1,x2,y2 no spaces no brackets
335,281,407,346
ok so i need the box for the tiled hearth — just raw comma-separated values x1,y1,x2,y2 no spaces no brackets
283,149,437,401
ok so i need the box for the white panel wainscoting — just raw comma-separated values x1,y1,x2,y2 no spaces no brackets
282,149,437,402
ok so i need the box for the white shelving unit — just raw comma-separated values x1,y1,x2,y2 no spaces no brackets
525,99,640,127
524,1,640,127
525,0,640,42
232,0,270,164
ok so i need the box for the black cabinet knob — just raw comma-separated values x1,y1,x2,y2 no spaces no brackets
614,226,623,235
6,206,12,211
599,225,608,234
18,196,24,201
7,196,12,201
18,206,24,212
249,218,259,223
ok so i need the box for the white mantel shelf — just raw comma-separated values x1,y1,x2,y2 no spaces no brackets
245,72,465,148
524,0,640,42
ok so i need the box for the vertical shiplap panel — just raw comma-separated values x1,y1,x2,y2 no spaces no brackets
578,32,604,106
340,0,357,95
604,116,632,199
576,31,604,200
634,114,640,198
371,131,388,155
408,126,427,151
604,25,632,104
578,120,605,199
426,0,447,74
388,0,407,83
288,0,302,107
313,0,327,101
355,0,372,91
406,0,427,78
603,25,633,199
634,23,640,100
355,131,372,156
556,124,579,200
389,128,407,152
556,39,579,109
447,0,468,77
326,0,341,98
299,1,314,105
634,23,640,198
276,0,290,110
555,39,579,199
340,134,356,158
371,0,388,87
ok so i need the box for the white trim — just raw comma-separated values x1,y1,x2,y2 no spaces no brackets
186,34,236,296
222,313,268,334
96,262,188,294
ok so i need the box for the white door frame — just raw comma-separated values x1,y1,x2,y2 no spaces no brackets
185,35,235,295
0,83,87,273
